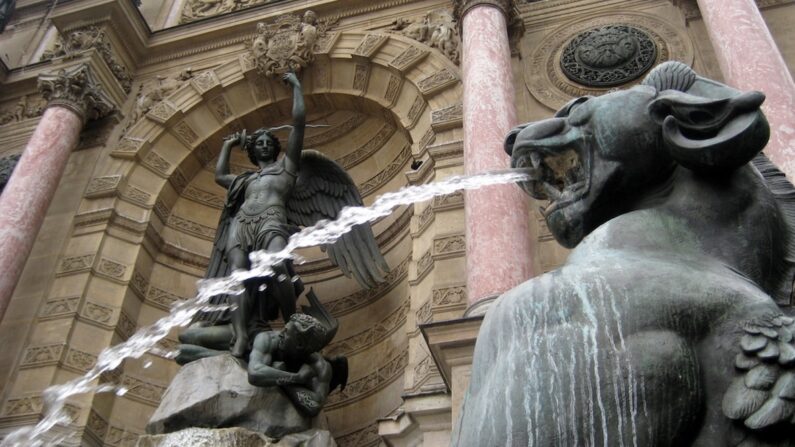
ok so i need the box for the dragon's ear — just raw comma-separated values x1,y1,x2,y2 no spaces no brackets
648,90,769,172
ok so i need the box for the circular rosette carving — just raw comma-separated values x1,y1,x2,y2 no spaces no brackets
523,13,694,110
560,25,657,87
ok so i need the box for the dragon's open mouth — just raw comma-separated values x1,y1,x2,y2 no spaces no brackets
512,145,591,216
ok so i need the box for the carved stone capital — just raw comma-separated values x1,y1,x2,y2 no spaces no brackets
454,0,514,21
37,64,114,124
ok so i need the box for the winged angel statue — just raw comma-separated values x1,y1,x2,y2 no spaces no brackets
178,72,388,361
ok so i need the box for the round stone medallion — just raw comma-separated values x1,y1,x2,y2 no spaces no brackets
560,25,657,87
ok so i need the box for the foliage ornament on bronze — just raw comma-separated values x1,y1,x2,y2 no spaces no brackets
249,11,336,77
455,62,795,446
560,24,657,87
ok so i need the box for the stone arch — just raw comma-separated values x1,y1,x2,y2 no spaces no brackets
60,31,463,441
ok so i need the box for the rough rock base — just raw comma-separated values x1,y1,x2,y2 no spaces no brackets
136,427,337,447
146,354,319,438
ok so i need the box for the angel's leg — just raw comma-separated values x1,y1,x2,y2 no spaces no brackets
227,247,252,358
266,235,297,322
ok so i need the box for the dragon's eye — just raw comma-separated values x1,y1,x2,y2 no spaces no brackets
555,96,591,118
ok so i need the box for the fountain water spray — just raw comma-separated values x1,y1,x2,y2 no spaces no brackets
0,169,530,447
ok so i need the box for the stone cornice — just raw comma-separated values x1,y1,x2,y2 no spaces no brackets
37,63,115,124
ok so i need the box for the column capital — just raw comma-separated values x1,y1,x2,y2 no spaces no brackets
37,64,115,125
453,0,514,21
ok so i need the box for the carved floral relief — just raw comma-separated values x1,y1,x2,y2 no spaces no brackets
389,9,460,65
249,11,337,77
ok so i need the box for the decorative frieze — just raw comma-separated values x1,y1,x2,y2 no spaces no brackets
142,151,172,177
85,175,121,198
414,249,434,284
390,46,429,72
169,168,189,194
325,300,409,357
80,301,116,326
20,344,65,368
172,120,199,147
352,64,370,92
416,300,432,325
112,137,146,159
325,350,407,409
130,270,149,298
146,286,187,312
167,215,216,241
433,233,466,259
86,409,109,442
353,34,389,58
146,100,178,124
39,296,80,319
182,186,224,209
431,103,463,131
324,257,409,317
38,64,115,123
419,128,436,152
120,374,166,406
433,285,467,307
406,96,426,128
359,144,411,197
384,74,403,105
336,124,396,170
116,310,136,340
2,396,42,417
209,95,233,122
304,113,368,147
104,425,141,446
121,184,152,208
63,347,98,373
417,68,458,95
96,258,127,281
57,254,94,276
190,70,221,96
335,423,380,447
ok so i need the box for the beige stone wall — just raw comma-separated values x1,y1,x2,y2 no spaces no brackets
0,0,794,446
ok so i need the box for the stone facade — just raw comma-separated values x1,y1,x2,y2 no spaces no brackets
0,0,793,446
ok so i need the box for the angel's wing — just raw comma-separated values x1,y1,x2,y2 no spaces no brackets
723,314,795,435
287,150,389,289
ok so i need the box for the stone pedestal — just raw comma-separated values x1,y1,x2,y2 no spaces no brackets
696,0,795,180
137,427,336,447
147,354,325,439
459,1,534,313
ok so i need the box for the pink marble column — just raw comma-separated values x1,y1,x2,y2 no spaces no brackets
0,64,113,324
460,1,534,314
696,0,795,179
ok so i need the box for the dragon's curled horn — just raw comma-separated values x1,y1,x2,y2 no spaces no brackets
642,61,769,172
301,288,339,348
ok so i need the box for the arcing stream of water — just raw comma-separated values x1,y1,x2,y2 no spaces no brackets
0,168,530,447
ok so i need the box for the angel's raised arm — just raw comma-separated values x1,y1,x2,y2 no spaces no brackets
283,72,305,175
215,132,239,189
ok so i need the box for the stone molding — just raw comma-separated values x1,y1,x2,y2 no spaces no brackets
454,0,514,20
38,64,115,124
335,423,381,447
325,349,408,409
325,299,409,357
